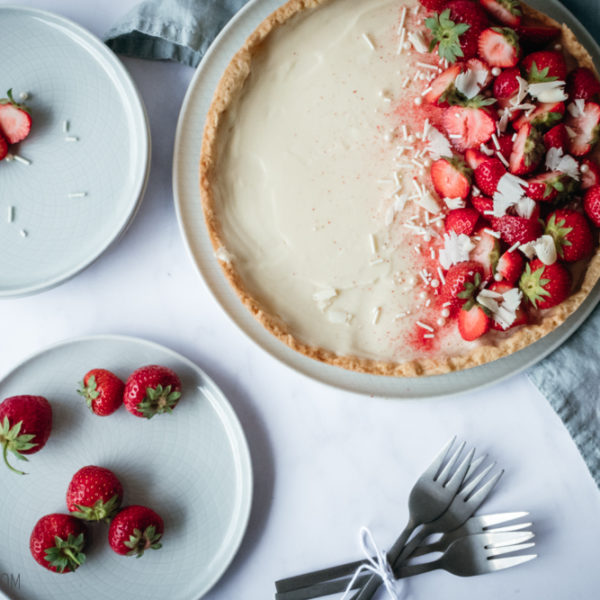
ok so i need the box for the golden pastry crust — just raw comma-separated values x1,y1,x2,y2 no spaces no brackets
200,0,600,377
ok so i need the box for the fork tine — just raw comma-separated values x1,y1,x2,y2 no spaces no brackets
435,440,466,483
487,554,537,571
425,435,457,479
463,467,504,505
459,462,495,498
490,521,532,533
463,454,486,481
477,512,529,528
484,531,535,548
487,542,536,557
444,447,475,491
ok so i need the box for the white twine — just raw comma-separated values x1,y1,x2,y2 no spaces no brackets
341,527,401,600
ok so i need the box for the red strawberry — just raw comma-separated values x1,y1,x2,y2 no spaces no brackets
474,157,506,195
470,227,501,278
425,63,463,105
420,0,449,10
545,209,594,262
458,303,492,340
30,514,87,573
514,101,565,130
516,21,561,51
583,185,600,226
0,132,7,161
123,365,182,419
522,51,567,82
0,89,32,144
478,27,521,68
441,261,485,315
492,214,543,245
566,67,600,101
495,133,514,160
525,171,569,202
0,395,52,475
566,101,600,156
496,249,525,284
581,159,600,190
493,66,521,98
488,280,528,330
431,157,473,199
479,0,522,27
78,369,124,417
108,505,164,558
509,122,545,175
445,207,480,235
465,57,494,89
465,147,488,169
66,466,124,523
543,123,568,150
471,194,494,215
443,105,496,151
427,2,488,63
519,258,571,309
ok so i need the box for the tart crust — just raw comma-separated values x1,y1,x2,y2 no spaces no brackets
200,0,600,377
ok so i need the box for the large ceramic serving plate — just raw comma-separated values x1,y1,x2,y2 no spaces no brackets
173,0,600,398
0,7,150,297
0,335,252,600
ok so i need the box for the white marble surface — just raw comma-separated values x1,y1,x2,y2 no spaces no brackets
1,1,599,599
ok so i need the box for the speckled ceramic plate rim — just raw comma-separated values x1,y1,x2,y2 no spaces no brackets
0,334,253,600
0,6,151,299
173,0,600,399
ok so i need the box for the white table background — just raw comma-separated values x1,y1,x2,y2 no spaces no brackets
1,1,599,599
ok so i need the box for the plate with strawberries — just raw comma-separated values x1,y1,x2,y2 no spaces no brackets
0,7,150,297
0,335,252,600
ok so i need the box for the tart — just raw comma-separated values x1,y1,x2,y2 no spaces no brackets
200,0,600,376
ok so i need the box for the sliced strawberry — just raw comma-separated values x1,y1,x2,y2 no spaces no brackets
0,89,32,145
425,63,463,105
430,156,473,199
519,258,571,309
479,0,522,27
474,157,506,196
0,133,7,161
516,21,561,51
443,105,496,151
545,209,594,262
583,185,600,227
495,133,513,160
445,207,480,235
478,27,521,68
566,101,600,157
496,249,525,284
514,101,565,130
465,57,494,89
497,95,524,122
488,280,528,330
441,261,485,315
493,66,522,98
566,67,600,101
543,123,568,150
522,51,567,82
458,303,492,340
471,194,494,216
525,171,569,202
465,147,488,169
492,214,543,245
581,158,600,190
509,122,545,175
470,227,500,278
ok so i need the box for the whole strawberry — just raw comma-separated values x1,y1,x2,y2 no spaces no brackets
78,369,124,417
545,209,594,262
441,261,485,315
566,67,600,101
123,365,182,418
583,184,600,226
519,258,571,309
30,513,87,573
492,214,543,245
108,505,164,558
0,89,32,144
67,465,123,522
522,51,567,82
0,395,52,475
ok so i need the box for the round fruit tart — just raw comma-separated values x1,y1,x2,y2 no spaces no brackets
200,0,600,376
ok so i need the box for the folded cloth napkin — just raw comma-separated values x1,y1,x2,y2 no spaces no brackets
104,0,249,67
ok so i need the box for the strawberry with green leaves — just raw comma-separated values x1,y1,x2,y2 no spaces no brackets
441,261,485,315
67,466,123,523
520,259,571,309
478,27,521,68
30,514,87,573
0,395,52,475
525,171,572,202
479,0,522,27
78,368,124,417
0,89,32,144
109,505,164,558
522,51,567,83
514,101,565,130
430,156,473,199
545,209,594,262
124,365,182,418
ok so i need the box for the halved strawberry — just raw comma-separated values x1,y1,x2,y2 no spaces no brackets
545,209,594,262
465,57,494,89
0,89,32,145
474,157,507,196
519,258,571,309
479,0,522,27
470,227,500,278
458,303,492,340
0,133,7,161
471,194,495,216
514,101,565,130
493,66,522,98
488,280,528,330
566,67,600,102
446,207,480,235
478,27,521,68
441,261,485,315
492,214,543,245
581,158,600,190
431,156,473,199
443,104,496,151
425,64,463,105
525,171,570,202
522,51,567,82
543,123,568,150
566,101,600,156
495,133,514,161
583,185,600,227
496,249,525,284
516,21,561,51
465,147,488,169
509,122,545,175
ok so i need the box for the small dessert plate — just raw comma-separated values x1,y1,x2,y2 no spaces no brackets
0,335,252,600
0,6,150,297
173,0,600,398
